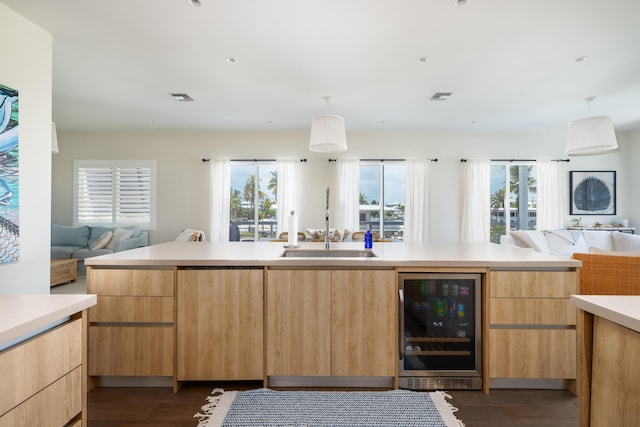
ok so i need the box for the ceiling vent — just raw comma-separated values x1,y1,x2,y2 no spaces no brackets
430,92,453,101
170,93,194,102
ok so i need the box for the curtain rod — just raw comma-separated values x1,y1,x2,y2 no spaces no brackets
202,158,307,163
328,158,438,162
459,158,570,163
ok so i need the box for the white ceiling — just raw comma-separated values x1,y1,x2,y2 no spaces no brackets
3,0,640,133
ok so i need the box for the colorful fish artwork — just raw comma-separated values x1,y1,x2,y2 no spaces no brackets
0,83,19,265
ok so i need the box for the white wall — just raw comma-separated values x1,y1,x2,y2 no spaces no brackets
0,3,52,293
626,130,640,225
52,128,639,244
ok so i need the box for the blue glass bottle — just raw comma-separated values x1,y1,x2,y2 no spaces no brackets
364,227,373,249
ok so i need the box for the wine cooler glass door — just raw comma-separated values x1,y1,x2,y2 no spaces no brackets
400,273,481,377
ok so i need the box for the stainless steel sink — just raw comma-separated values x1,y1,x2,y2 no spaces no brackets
280,249,377,258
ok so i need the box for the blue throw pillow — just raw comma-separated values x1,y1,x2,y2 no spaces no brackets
51,224,91,247
121,225,141,238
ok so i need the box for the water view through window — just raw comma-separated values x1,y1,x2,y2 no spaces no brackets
230,162,277,241
360,161,405,240
490,163,537,243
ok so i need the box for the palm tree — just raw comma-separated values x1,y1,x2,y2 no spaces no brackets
359,193,369,205
490,187,506,221
509,165,537,228
230,188,243,220
268,170,277,200
509,165,537,207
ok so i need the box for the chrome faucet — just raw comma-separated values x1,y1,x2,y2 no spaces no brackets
325,186,331,250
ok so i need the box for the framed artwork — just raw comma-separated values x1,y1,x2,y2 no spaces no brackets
570,170,616,215
0,83,20,265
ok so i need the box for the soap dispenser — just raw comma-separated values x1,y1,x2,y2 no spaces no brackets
364,225,373,250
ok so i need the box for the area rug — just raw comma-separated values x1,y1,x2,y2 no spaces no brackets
195,388,464,427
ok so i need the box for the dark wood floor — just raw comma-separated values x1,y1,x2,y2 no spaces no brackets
88,382,579,426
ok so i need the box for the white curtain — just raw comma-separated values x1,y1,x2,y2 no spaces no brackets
404,159,431,243
208,159,230,242
460,159,491,243
276,160,301,235
536,160,564,231
335,160,360,233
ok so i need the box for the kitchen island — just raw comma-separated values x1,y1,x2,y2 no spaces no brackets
571,295,640,427
0,294,97,426
85,241,581,394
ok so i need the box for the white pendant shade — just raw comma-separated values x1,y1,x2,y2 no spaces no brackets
51,122,59,153
309,114,347,153
565,115,618,156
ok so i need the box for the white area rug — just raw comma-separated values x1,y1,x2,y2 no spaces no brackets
195,388,464,427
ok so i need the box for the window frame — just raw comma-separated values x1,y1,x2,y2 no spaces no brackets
359,160,405,241
490,161,537,242
73,159,156,229
229,160,277,241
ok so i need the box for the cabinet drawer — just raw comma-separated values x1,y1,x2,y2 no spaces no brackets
0,319,82,416
490,298,577,325
90,296,174,323
489,271,578,298
88,268,174,296
89,326,174,376
489,329,576,379
0,366,82,427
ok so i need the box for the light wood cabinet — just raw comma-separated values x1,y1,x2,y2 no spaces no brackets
0,318,85,427
488,270,578,382
266,269,396,379
176,268,264,380
266,269,332,376
86,267,175,378
331,270,396,377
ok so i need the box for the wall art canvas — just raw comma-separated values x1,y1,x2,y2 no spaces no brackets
570,170,616,215
0,83,19,265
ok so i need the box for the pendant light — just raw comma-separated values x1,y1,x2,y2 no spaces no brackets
565,97,618,155
51,122,59,153
309,97,347,153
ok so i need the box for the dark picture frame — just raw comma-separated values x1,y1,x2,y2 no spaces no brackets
570,170,616,215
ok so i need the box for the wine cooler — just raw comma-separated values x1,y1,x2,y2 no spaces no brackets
398,273,482,390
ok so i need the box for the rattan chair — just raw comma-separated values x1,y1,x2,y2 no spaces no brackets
571,253,640,295
278,232,306,241
351,231,380,241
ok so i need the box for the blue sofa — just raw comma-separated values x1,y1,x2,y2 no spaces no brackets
51,224,149,273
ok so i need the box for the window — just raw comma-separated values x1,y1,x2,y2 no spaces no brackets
359,161,405,240
230,161,277,241
73,160,156,229
490,162,537,243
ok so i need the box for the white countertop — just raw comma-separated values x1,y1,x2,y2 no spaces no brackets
0,294,97,345
84,241,580,268
571,295,640,334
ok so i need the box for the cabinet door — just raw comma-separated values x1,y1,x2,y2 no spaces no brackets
266,270,331,376
331,270,397,377
489,329,576,379
176,269,264,380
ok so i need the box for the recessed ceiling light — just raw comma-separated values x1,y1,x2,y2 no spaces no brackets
170,93,194,102
431,92,453,101
187,0,202,7
455,0,468,6
574,56,588,63
226,57,238,64
417,56,429,64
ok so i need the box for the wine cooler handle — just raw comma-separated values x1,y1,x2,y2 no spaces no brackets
398,288,404,360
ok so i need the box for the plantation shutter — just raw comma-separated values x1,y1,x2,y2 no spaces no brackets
117,166,152,224
74,160,156,228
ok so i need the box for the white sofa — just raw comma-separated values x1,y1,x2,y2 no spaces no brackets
500,229,640,257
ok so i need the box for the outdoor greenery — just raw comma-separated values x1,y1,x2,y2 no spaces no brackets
490,164,537,243
231,171,277,223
